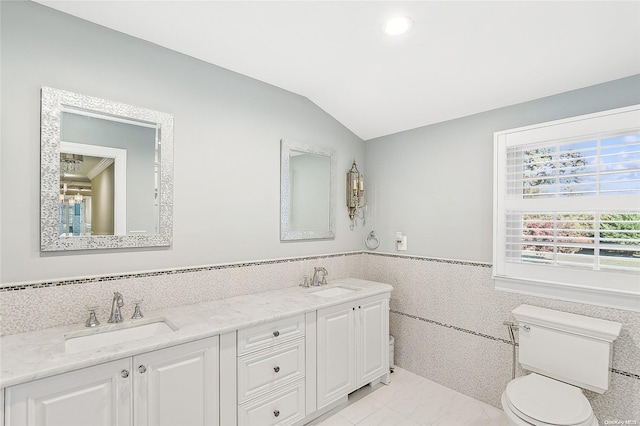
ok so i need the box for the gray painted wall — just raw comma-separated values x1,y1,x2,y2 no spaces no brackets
363,76,640,420
365,74,640,262
0,1,365,284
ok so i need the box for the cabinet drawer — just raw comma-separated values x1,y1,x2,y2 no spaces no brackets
237,314,305,355
238,337,305,403
238,379,305,426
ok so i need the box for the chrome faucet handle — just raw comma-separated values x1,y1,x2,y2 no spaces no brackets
300,275,311,288
85,306,100,327
131,300,144,319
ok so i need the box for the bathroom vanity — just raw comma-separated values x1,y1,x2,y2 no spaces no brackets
0,278,391,426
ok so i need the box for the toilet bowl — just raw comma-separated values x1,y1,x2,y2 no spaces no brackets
501,374,597,426
501,305,622,426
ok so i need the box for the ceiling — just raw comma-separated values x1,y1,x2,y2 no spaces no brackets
34,1,640,141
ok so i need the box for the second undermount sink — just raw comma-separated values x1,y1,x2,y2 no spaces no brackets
65,318,178,354
310,285,360,298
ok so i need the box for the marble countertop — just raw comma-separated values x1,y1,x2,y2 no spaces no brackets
0,278,392,388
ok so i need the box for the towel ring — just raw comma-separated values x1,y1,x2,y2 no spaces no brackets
365,231,380,250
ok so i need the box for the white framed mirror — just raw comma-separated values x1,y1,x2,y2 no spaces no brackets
40,86,174,251
280,139,336,241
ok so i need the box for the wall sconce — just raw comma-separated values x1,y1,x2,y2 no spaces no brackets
347,160,366,230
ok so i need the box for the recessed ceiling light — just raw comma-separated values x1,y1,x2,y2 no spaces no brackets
382,16,414,36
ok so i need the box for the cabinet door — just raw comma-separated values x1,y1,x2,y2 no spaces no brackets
134,336,219,426
6,358,132,426
316,301,356,409
356,295,389,387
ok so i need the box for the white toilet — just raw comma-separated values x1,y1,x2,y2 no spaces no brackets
501,304,622,426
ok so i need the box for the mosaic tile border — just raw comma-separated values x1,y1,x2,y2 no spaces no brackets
364,251,492,268
611,368,640,380
1,251,490,293
0,251,363,292
390,310,639,380
391,309,512,346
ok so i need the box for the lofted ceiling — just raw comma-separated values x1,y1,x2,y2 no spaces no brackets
34,1,640,141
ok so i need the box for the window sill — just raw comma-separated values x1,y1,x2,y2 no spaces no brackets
494,275,640,312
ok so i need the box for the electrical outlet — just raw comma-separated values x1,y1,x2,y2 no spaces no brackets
396,232,407,251
397,235,407,251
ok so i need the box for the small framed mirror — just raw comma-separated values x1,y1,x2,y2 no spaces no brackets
40,87,174,251
280,139,336,240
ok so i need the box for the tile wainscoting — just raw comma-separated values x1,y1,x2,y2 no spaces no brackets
361,253,640,422
0,252,365,336
1,251,638,420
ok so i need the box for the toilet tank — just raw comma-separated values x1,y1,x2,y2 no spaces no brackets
512,304,622,394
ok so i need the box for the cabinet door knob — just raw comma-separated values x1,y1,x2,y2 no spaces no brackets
274,366,280,373
120,369,129,378
273,330,280,337
138,365,147,374
273,410,280,417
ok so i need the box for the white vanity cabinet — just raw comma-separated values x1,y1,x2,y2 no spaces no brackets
316,293,389,409
5,358,132,426
5,336,219,426
316,298,356,408
236,314,306,426
2,280,393,426
134,336,219,426
357,295,390,386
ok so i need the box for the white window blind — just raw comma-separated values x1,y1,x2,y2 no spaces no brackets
494,105,640,311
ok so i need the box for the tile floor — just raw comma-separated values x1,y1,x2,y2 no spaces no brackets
313,367,508,426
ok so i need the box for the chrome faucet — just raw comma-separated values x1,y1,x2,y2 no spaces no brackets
300,275,311,288
108,292,124,323
312,267,328,286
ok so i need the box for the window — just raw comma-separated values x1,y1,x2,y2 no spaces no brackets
494,105,640,311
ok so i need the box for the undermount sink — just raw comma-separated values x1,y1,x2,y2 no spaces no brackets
65,318,178,354
310,286,360,298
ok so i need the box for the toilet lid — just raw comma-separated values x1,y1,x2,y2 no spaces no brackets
505,374,593,425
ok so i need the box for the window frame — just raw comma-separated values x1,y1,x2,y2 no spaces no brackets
493,105,640,312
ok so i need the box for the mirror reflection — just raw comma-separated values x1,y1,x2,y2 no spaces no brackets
59,111,158,237
288,150,331,232
40,87,174,251
59,153,104,236
280,139,336,241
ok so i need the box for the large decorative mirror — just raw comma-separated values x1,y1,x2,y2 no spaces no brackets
40,87,174,251
280,139,336,240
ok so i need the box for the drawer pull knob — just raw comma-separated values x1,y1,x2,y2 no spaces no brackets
274,410,280,417
274,366,280,373
138,365,147,374
121,369,129,378
273,330,280,337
